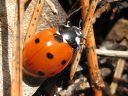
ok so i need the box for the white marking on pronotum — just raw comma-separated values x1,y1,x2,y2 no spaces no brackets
62,34,70,44
75,37,80,45
56,31,61,35
73,26,82,37
63,34,70,40
56,31,68,43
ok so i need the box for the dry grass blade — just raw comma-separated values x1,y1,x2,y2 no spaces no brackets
24,0,45,41
11,0,25,95
70,44,85,80
110,59,125,95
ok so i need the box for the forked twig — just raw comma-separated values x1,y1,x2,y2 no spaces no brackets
81,0,104,96
71,0,105,96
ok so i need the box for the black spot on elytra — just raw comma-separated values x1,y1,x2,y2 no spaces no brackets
47,52,54,59
61,60,66,65
37,71,45,76
54,33,63,43
35,38,40,43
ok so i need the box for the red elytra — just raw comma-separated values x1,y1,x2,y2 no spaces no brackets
23,28,73,78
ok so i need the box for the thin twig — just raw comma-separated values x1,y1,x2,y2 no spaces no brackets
96,49,128,58
110,59,125,95
82,0,99,37
94,2,110,23
67,7,82,19
11,0,25,95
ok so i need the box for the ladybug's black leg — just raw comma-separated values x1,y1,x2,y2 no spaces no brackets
32,76,59,96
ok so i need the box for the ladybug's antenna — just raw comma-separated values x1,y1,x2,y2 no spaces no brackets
64,9,82,28
66,7,81,20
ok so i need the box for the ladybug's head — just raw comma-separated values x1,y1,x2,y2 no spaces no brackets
58,24,82,49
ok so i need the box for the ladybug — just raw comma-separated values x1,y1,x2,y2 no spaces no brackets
23,24,82,78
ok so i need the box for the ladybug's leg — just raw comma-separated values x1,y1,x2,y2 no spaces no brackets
78,19,82,29
24,0,45,42
70,41,85,80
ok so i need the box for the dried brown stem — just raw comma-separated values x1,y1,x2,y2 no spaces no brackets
11,0,25,95
82,0,99,37
86,27,104,96
80,0,89,23
81,0,105,96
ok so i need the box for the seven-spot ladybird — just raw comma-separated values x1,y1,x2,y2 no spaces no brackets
23,24,82,78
